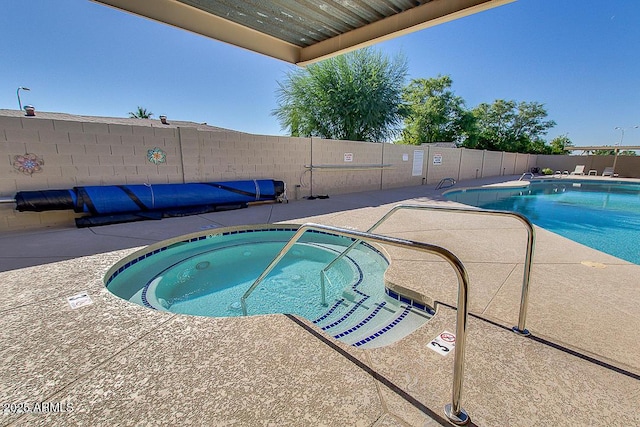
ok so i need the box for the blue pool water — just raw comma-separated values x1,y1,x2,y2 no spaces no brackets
444,180,640,265
105,227,433,347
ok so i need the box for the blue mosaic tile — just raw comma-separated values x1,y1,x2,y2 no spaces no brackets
353,306,412,347
140,287,155,310
321,295,369,331
332,302,387,339
312,299,345,324
383,289,434,315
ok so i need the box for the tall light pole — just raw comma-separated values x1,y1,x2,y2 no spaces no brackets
614,126,624,145
629,125,639,156
613,127,625,172
17,87,30,110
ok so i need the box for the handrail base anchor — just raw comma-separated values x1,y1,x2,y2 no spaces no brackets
511,326,531,336
444,404,470,425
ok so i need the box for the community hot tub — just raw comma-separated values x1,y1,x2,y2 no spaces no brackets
105,225,433,348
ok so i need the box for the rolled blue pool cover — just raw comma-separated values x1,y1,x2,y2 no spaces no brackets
14,189,77,212
15,179,285,215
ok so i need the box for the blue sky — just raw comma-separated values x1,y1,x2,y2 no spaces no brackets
1,0,639,147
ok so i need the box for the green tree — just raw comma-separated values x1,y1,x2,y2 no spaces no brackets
400,75,473,145
464,99,514,151
273,48,408,142
548,134,573,154
129,107,153,119
463,99,556,153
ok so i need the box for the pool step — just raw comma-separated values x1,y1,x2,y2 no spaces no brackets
346,305,432,349
305,241,433,348
312,294,432,349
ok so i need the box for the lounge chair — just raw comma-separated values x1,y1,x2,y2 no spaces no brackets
602,167,618,177
569,165,585,175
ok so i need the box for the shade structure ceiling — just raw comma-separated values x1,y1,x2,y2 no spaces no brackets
93,0,515,65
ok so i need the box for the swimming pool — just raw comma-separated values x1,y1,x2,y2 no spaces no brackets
444,179,640,264
105,225,433,348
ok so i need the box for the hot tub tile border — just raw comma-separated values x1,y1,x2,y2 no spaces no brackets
106,227,431,320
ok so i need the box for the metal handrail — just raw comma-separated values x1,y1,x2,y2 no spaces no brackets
519,172,534,181
240,223,472,425
304,163,392,170
321,204,535,336
436,177,456,190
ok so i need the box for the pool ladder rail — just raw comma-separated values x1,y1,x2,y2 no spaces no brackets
241,222,472,425
322,204,535,336
435,177,456,190
241,203,536,425
519,172,535,181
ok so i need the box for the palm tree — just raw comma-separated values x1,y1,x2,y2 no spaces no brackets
128,107,153,119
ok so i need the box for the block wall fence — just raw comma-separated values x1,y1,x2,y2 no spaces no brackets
535,154,640,177
1,115,541,231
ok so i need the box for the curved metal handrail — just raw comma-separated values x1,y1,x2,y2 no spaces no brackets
436,177,457,190
519,172,534,181
240,223,472,425
321,204,535,336
304,163,393,170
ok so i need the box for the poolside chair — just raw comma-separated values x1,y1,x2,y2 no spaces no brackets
569,165,585,175
602,167,618,177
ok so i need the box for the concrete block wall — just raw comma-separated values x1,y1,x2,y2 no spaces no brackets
425,147,461,184
515,153,531,175
1,116,183,230
482,151,503,177
309,138,383,196
380,144,424,189
536,154,588,173
501,152,517,175
535,154,640,177
458,149,484,180
528,154,538,173
178,130,309,189
1,113,539,232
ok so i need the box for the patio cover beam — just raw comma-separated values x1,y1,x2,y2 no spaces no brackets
92,0,515,66
564,146,640,151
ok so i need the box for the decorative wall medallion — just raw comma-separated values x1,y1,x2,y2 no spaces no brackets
13,153,44,175
147,147,167,165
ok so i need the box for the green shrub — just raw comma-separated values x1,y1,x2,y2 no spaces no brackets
541,168,553,175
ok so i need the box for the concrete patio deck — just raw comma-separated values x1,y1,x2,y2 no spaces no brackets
1,176,638,426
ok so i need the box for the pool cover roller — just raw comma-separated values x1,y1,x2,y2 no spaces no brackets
14,179,285,226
